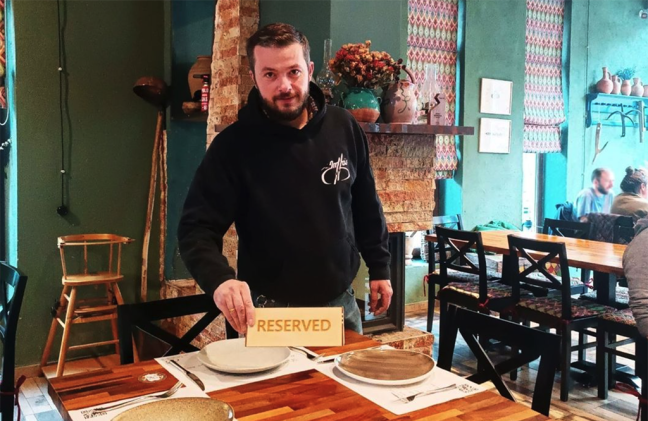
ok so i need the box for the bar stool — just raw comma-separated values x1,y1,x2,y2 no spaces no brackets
40,234,134,377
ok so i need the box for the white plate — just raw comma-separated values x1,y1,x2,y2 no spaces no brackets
334,349,435,386
197,338,291,374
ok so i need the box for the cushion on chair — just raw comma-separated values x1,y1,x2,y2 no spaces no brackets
440,281,513,301
599,308,636,327
525,272,584,287
580,287,629,307
426,269,500,284
518,297,615,319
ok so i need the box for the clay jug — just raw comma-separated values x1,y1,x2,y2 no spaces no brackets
382,67,418,124
632,78,644,97
188,55,212,100
611,75,621,94
621,79,632,96
596,67,613,94
642,83,648,98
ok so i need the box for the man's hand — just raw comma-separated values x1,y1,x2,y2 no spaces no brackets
213,280,255,334
369,280,393,316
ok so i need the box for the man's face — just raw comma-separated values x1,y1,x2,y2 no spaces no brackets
250,43,314,123
595,171,614,195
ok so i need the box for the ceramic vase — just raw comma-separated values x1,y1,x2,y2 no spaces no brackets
621,79,632,96
611,76,621,94
188,55,212,100
632,78,645,97
382,68,418,124
342,87,381,123
596,67,613,94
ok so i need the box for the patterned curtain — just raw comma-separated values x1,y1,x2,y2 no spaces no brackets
523,0,565,153
0,0,6,108
407,0,458,179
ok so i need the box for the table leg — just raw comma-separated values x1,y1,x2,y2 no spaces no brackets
593,271,616,306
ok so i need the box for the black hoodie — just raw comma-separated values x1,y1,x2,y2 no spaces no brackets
178,83,391,305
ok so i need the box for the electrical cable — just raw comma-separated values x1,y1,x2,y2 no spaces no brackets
56,0,68,216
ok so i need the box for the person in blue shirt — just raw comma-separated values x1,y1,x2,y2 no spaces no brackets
573,168,615,221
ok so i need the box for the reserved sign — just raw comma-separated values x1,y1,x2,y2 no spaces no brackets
245,307,345,347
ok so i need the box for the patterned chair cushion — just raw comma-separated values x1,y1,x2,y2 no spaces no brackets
580,286,629,306
599,308,636,327
440,281,513,301
525,271,584,287
427,269,500,284
518,296,615,319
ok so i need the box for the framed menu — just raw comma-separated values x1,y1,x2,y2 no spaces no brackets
479,118,511,154
480,78,513,115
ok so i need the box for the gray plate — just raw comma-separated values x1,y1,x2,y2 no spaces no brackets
335,349,435,385
111,398,234,421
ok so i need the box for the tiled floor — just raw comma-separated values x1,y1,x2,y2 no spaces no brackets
18,310,640,421
406,306,641,421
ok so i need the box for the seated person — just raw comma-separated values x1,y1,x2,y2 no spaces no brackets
623,217,648,337
573,168,614,221
611,166,648,221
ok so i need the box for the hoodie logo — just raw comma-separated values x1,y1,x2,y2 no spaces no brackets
321,154,351,185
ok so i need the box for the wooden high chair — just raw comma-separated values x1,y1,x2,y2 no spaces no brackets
40,234,135,377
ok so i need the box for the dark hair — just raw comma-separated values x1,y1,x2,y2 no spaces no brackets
591,168,609,182
246,23,311,73
620,166,648,194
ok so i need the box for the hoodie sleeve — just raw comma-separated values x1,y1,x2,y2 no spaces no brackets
177,136,238,298
350,121,391,281
624,229,648,338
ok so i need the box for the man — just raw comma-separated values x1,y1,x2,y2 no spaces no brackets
623,217,648,338
178,23,392,335
572,168,615,221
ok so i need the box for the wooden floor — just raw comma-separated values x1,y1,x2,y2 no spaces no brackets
22,309,640,421
406,306,641,421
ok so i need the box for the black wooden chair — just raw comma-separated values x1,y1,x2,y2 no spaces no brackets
424,214,464,332
434,227,519,362
0,262,28,421
542,218,591,293
438,305,560,416
117,294,236,364
508,235,615,402
596,308,647,421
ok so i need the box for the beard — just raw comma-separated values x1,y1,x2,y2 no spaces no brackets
596,184,610,195
260,91,309,123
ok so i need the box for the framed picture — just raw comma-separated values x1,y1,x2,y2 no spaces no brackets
479,118,511,154
480,78,513,115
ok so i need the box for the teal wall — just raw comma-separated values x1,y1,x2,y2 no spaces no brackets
10,1,165,366
259,0,408,76
459,0,526,230
165,0,214,280
565,0,648,200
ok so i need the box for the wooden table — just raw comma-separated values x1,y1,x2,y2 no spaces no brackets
47,331,548,421
425,230,626,305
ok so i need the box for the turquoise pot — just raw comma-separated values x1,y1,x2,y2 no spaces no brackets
342,87,381,123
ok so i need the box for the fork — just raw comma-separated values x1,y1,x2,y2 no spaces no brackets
289,346,326,361
393,383,457,403
91,381,183,413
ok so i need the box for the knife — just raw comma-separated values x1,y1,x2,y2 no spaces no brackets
169,359,205,391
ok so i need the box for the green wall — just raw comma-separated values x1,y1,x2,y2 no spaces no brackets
566,0,648,199
459,0,526,230
10,1,165,366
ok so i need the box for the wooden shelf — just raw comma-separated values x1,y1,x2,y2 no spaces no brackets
359,122,474,136
586,92,647,128
213,121,474,136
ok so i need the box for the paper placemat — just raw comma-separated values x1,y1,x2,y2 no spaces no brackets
316,361,484,415
156,349,316,393
68,383,209,421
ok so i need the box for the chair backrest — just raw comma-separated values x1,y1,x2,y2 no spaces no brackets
426,214,464,271
613,216,635,245
0,262,28,421
507,235,573,317
542,218,591,240
117,294,226,364
447,306,560,416
435,227,489,290
586,213,633,244
58,234,134,281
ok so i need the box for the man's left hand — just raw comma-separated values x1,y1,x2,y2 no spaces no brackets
369,280,393,316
